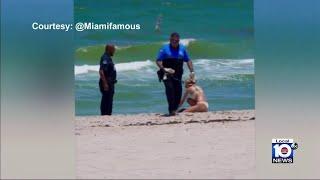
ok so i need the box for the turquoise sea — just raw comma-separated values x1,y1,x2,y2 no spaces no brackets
74,0,254,116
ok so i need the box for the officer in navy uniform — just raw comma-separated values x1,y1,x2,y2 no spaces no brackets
99,44,117,115
156,32,195,115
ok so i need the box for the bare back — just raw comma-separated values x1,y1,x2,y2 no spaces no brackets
187,85,207,103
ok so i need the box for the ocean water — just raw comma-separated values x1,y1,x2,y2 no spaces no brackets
74,0,254,116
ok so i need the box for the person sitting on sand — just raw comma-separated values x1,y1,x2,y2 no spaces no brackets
178,78,209,112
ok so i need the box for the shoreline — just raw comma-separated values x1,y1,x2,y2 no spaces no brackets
75,109,254,128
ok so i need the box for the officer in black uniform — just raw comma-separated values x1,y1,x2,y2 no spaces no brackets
156,33,195,115
99,44,117,115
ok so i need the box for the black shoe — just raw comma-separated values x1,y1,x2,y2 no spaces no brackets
169,111,176,116
160,111,176,117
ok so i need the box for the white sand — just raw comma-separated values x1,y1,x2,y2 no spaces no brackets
76,110,255,179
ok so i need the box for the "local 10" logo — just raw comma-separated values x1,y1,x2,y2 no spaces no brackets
272,138,298,163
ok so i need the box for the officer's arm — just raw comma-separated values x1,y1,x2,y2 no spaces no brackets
184,48,194,73
187,60,194,72
156,47,165,70
156,61,164,70
99,69,108,87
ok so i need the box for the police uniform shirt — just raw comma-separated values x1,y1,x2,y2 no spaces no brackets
156,44,190,79
100,53,117,83
156,44,190,62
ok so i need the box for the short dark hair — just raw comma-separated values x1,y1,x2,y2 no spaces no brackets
170,32,180,38
105,44,115,52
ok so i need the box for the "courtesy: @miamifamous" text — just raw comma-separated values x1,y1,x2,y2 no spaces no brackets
31,22,141,32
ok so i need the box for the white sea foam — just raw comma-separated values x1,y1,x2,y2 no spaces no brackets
76,47,89,53
116,60,153,71
193,58,254,66
75,58,254,82
191,58,254,80
162,38,196,47
75,60,154,75
179,38,196,46
75,64,100,75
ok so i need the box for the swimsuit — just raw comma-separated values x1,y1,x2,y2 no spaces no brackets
198,101,209,109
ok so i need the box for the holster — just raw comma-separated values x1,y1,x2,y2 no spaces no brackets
157,69,164,82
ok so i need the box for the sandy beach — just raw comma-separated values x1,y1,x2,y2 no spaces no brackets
76,110,255,179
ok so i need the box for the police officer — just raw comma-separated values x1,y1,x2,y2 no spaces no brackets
156,32,195,115
99,44,117,115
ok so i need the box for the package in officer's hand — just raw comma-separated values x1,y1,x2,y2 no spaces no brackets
164,68,175,74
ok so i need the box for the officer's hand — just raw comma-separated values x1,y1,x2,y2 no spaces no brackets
189,71,195,80
103,83,109,91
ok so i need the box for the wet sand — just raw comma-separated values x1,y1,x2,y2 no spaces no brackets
76,110,255,179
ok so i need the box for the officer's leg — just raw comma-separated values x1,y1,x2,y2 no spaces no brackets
163,78,175,113
173,79,182,111
108,92,114,115
105,86,114,115
100,91,108,115
99,81,108,115
99,79,106,115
